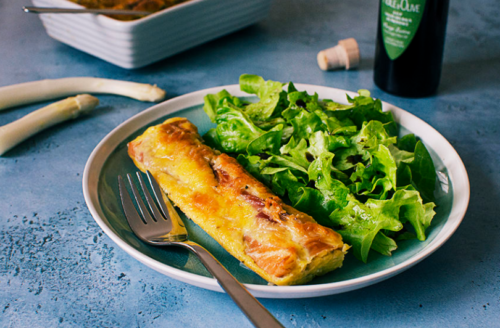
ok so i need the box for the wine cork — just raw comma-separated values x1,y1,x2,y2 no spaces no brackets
317,38,360,71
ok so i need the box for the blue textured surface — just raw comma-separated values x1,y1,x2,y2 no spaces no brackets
1,0,499,327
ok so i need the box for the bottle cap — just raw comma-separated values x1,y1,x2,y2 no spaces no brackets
317,38,360,71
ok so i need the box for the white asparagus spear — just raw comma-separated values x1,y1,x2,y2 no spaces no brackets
0,77,165,111
0,94,99,156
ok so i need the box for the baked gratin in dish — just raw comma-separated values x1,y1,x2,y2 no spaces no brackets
128,117,349,286
70,0,190,20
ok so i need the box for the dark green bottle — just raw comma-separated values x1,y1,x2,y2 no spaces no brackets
374,0,450,97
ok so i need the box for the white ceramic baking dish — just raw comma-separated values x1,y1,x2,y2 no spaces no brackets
31,0,272,69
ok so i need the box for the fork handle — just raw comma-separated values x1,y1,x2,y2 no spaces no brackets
180,241,284,328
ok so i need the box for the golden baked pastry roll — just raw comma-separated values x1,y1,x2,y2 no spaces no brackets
128,117,348,285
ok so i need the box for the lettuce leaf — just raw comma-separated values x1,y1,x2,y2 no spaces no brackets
279,137,311,169
203,89,247,123
290,110,326,139
333,120,396,171
371,232,398,256
246,125,283,156
272,167,347,226
308,152,350,210
349,144,397,200
329,194,403,262
282,91,322,121
329,188,433,262
409,141,437,203
202,75,438,263
325,90,398,136
237,154,272,187
390,137,437,203
389,144,414,167
397,133,417,152
239,74,287,121
261,155,309,174
211,106,264,153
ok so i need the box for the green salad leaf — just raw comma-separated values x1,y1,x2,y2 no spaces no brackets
371,232,398,256
239,74,287,121
409,141,437,203
397,133,417,152
208,106,264,153
202,75,438,263
204,89,248,123
329,194,403,262
246,125,283,156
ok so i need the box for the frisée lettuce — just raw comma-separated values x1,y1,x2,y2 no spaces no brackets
202,74,437,263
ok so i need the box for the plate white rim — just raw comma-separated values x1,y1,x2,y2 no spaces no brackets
82,84,470,298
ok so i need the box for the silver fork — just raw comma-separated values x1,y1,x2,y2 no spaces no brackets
23,6,152,16
118,171,284,328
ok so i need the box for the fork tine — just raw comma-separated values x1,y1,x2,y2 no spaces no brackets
146,170,172,222
126,173,155,224
136,172,162,222
118,176,149,235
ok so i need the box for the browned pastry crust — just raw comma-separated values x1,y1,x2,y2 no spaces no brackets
128,117,348,285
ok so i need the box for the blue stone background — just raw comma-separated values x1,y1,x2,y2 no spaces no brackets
1,0,499,327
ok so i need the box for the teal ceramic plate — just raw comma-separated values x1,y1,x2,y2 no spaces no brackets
83,84,469,298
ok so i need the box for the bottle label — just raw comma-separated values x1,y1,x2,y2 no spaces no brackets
381,0,427,60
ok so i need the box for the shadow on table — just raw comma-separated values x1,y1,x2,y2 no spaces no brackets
137,24,267,73
357,57,375,72
349,55,500,96
439,56,500,95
